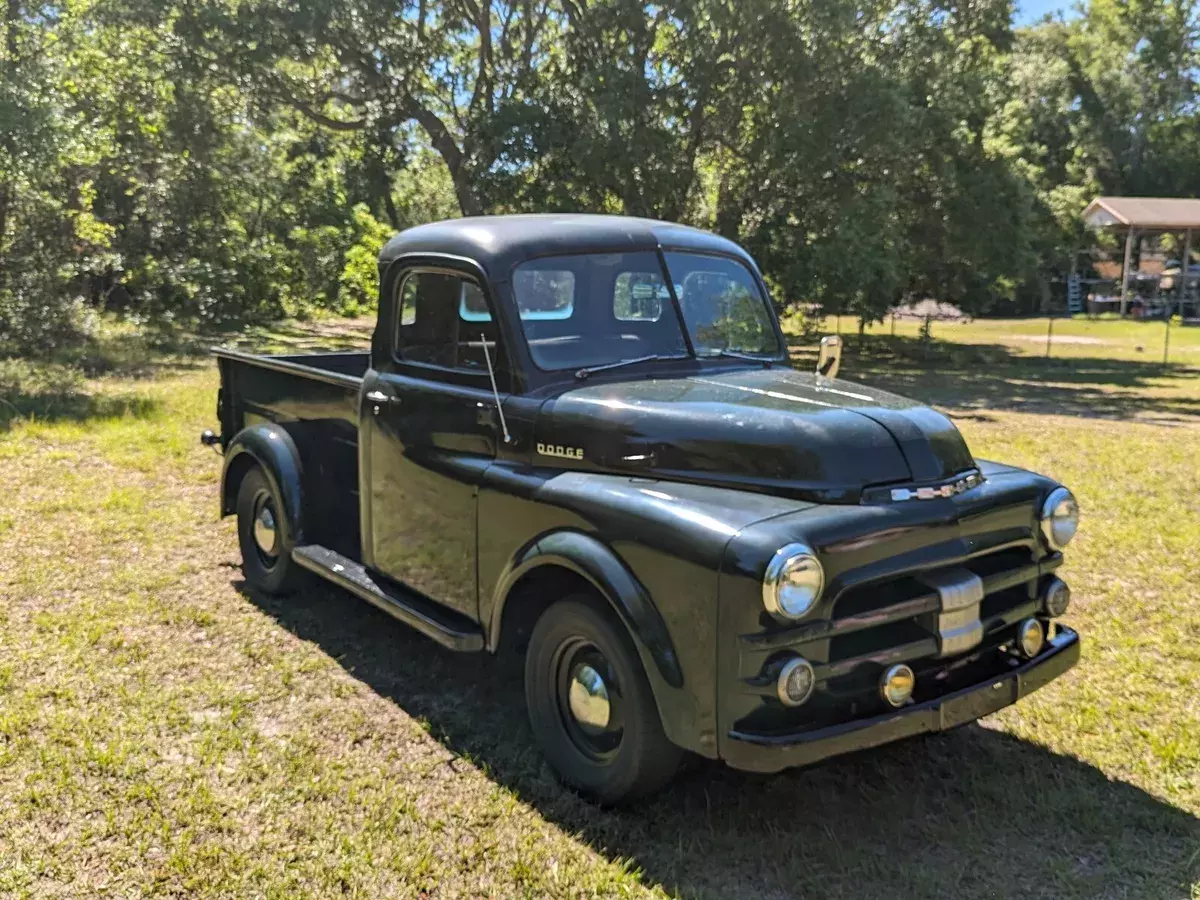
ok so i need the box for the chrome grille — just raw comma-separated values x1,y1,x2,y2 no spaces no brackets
826,546,1039,671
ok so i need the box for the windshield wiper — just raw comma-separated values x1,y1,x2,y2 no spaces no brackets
574,353,689,380
703,348,775,366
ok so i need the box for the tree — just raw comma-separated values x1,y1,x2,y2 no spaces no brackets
5,0,1200,352
136,0,567,219
0,1,118,351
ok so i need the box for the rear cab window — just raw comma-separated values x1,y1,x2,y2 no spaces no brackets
513,252,689,371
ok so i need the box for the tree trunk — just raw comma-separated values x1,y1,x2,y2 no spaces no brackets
449,166,482,218
382,189,400,230
0,0,19,282
714,168,743,240
404,99,482,217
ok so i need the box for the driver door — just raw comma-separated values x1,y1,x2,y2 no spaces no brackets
360,263,510,621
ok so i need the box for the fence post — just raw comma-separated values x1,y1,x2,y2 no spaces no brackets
890,313,896,337
1045,316,1054,358
1164,316,1171,366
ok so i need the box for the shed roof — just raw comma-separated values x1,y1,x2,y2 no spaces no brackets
1083,197,1200,230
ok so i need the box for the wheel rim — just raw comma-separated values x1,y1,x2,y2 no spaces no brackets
252,491,279,563
554,638,624,761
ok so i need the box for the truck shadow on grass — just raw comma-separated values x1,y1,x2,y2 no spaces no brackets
0,385,161,430
790,336,1200,424
243,580,1200,900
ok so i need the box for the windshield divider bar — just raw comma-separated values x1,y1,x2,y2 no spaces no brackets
656,246,696,358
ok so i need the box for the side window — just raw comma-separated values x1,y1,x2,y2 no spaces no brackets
399,278,418,326
395,270,504,373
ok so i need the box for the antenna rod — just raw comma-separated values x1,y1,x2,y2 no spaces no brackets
479,333,511,444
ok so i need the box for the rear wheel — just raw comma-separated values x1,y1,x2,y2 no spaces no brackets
525,595,681,805
236,466,299,595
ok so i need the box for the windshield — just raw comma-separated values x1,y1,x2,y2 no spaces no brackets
510,251,780,371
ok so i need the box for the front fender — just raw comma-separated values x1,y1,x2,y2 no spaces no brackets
478,469,814,759
489,530,683,688
220,423,305,544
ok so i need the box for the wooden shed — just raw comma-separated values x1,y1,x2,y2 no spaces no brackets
1082,197,1200,316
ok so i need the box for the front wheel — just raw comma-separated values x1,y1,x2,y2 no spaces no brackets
236,465,299,595
525,595,682,805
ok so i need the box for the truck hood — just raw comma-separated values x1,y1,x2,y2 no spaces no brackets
533,368,975,503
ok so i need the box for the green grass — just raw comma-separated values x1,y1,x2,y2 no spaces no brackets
799,312,1200,364
1,317,1198,898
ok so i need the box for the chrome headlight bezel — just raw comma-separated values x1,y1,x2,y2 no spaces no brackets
762,543,825,621
1040,487,1079,551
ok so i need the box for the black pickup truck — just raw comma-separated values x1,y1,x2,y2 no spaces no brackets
206,214,1081,804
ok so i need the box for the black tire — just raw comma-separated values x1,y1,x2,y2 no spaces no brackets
236,466,299,595
525,595,682,805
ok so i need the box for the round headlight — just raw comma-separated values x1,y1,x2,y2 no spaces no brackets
763,544,825,621
1040,487,1079,550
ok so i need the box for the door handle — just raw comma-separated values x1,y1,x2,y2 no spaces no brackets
365,389,398,416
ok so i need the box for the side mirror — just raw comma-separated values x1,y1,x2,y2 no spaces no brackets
816,335,842,379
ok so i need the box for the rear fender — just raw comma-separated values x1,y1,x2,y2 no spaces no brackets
220,423,305,544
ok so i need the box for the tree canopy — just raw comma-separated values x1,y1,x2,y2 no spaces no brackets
2,0,1199,352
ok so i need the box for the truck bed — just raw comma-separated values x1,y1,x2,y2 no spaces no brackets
214,347,367,560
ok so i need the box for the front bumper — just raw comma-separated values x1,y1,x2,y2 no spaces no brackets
721,625,1080,773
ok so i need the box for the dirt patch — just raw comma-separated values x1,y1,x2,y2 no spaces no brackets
1012,334,1110,345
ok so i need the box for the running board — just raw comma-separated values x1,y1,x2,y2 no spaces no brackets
291,544,484,652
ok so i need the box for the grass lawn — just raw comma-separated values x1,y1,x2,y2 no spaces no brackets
800,312,1200,367
1,318,1198,898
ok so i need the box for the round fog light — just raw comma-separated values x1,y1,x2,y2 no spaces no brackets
1042,577,1071,618
777,657,815,707
880,663,915,708
1016,618,1045,658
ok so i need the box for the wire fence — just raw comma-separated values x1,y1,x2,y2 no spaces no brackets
820,308,1191,366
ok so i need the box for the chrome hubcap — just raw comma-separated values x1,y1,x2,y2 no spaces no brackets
567,663,611,734
254,503,278,556
555,639,624,761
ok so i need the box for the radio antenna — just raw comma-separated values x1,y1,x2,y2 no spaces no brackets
478,333,511,444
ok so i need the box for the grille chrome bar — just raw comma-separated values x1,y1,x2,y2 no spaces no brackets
919,567,985,658
740,592,940,650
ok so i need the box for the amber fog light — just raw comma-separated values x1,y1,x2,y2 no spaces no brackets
777,657,815,707
880,664,915,708
1016,618,1046,658
1041,577,1071,618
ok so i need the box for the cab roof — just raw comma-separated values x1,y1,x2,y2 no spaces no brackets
377,214,756,277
